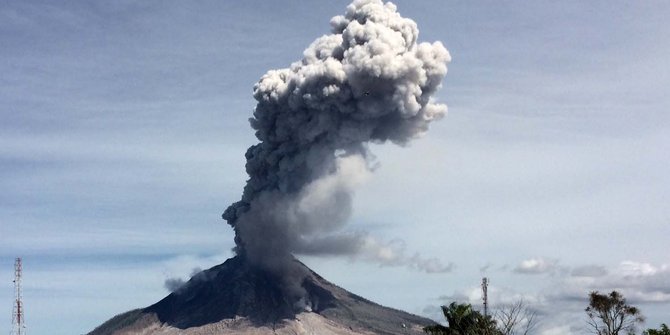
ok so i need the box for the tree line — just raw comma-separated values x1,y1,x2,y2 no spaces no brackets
425,290,668,335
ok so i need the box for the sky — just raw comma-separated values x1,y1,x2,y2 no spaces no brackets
0,1,669,334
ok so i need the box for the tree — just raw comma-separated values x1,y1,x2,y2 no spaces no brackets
477,313,501,335
495,299,539,335
424,302,501,335
644,324,670,335
585,290,644,335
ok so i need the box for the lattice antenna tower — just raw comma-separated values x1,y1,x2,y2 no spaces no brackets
11,257,25,335
481,277,489,317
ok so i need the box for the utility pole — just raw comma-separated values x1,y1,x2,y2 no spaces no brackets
11,257,25,335
481,277,489,318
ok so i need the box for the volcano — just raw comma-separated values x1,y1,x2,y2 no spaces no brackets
88,256,436,335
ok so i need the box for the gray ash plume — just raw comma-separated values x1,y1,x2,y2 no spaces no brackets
222,0,451,302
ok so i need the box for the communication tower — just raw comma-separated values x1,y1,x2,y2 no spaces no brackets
11,257,25,335
481,277,489,317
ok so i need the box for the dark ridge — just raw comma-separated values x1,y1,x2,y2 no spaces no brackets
89,255,437,335
144,255,303,328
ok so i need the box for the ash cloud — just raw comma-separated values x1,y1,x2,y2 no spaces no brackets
164,277,186,293
163,267,205,293
297,232,453,273
222,0,450,282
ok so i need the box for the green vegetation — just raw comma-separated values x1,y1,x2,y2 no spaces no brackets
423,302,500,335
428,290,667,335
585,290,645,335
644,324,670,335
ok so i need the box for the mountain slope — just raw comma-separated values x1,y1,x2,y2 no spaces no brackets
89,256,436,335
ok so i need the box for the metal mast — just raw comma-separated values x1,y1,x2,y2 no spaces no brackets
11,257,25,335
481,277,489,317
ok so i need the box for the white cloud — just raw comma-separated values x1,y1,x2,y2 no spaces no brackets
514,258,560,275
619,261,666,277
539,325,576,335
548,261,670,304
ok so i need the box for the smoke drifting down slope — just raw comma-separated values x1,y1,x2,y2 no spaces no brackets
223,0,450,282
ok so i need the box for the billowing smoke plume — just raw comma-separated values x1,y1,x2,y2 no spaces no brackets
164,267,210,293
164,277,186,293
223,0,450,281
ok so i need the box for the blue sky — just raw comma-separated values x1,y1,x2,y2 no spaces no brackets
1,1,669,334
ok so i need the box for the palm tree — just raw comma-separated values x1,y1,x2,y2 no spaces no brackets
425,302,500,335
